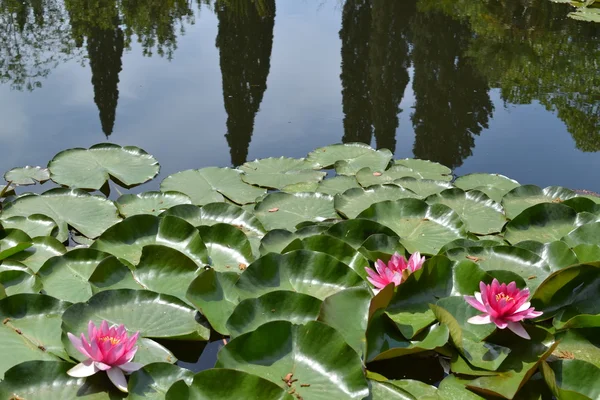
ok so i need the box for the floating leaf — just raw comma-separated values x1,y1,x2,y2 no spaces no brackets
335,185,419,219
1,188,121,242
326,219,398,249
216,321,370,400
197,223,254,272
501,185,578,220
426,189,506,234
394,177,454,197
573,243,600,263
0,214,58,238
454,173,519,194
163,203,266,238
515,240,579,271
307,143,392,172
91,215,208,266
358,199,467,255
186,269,240,335
226,290,321,338
444,246,550,291
240,157,325,189
235,250,366,300
37,248,112,303
0,260,42,295
4,166,50,186
504,203,580,244
62,289,209,342
562,221,600,247
316,175,361,195
116,191,192,217
128,363,193,400
0,294,69,377
188,368,294,399
161,167,266,205
254,192,337,231
132,245,201,303
0,228,32,260
282,235,370,278
0,361,117,398
395,158,452,179
48,143,160,190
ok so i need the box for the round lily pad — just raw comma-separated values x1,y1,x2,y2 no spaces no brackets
240,157,325,189
116,191,192,217
4,166,50,186
48,143,160,190
335,185,419,219
254,192,338,231
501,185,578,220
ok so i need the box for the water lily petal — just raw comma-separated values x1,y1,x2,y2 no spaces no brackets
119,362,144,373
67,359,99,377
67,332,91,359
467,314,491,325
107,367,128,393
94,361,112,371
100,320,110,336
507,321,530,339
515,301,531,313
464,295,487,313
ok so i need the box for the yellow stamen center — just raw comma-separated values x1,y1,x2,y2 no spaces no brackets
98,336,121,345
495,292,514,302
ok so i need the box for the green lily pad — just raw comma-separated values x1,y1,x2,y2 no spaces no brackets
318,287,372,356
316,175,361,195
562,221,600,247
128,363,193,400
426,189,506,235
197,223,254,272
504,203,580,244
515,240,579,271
7,237,66,273
186,269,240,336
444,246,550,291
553,329,600,368
307,143,392,170
254,192,337,231
385,256,454,338
116,191,192,217
394,177,454,197
4,166,50,186
37,248,113,303
91,215,208,266
531,262,600,322
0,228,32,260
226,290,322,338
501,185,578,220
542,359,600,400
0,361,118,399
358,234,406,262
454,173,519,193
235,250,366,300
216,321,370,400
356,165,444,188
62,289,209,341
395,158,452,179
1,214,58,238
357,199,467,255
188,368,294,399
1,188,121,242
573,244,600,263
368,379,418,399
431,300,511,371
464,331,557,399
366,311,449,362
0,260,42,295
163,203,266,238
0,294,70,377
282,235,370,279
160,167,266,205
326,219,399,249
240,157,325,189
133,245,201,303
88,256,142,293
335,185,420,219
569,7,600,23
439,238,502,253
281,181,319,193
48,143,160,190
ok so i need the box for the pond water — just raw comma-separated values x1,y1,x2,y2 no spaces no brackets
1,0,599,192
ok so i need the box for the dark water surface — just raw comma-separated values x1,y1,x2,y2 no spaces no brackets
1,0,599,191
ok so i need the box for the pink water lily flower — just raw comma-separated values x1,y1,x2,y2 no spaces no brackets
464,279,543,340
365,252,426,292
67,320,142,392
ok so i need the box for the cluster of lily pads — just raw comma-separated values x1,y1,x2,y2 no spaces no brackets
0,142,599,399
